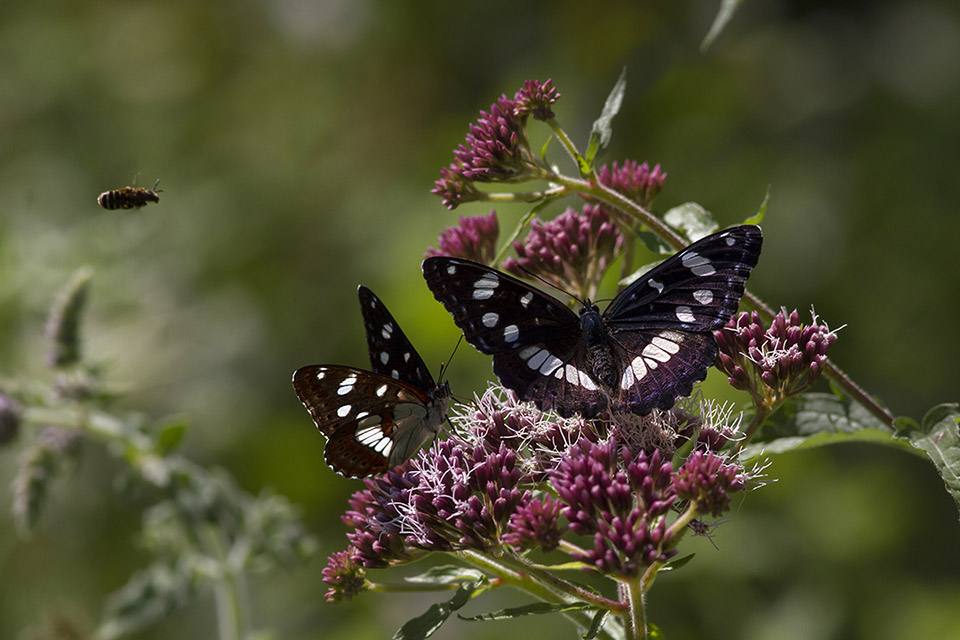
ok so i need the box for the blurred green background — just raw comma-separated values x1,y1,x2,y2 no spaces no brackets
1,1,959,638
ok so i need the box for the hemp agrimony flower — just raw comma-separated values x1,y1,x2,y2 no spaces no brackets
714,307,839,409
425,210,499,264
502,204,624,301
596,160,667,209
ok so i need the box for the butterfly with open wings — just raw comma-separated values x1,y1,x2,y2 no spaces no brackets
292,286,450,478
422,224,762,419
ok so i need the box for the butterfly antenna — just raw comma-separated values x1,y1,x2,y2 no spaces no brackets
436,334,464,383
514,263,588,306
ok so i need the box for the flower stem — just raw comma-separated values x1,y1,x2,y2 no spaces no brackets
622,576,647,640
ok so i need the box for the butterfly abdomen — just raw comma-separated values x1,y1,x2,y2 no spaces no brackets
579,306,619,389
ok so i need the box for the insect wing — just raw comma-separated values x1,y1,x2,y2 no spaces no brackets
292,365,442,478
604,225,762,332
422,257,580,355
357,285,435,389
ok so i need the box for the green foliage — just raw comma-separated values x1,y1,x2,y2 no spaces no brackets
393,579,483,640
662,202,718,242
896,404,960,521
583,68,628,176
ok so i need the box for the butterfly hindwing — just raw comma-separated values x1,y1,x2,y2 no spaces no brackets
358,285,435,388
606,328,718,415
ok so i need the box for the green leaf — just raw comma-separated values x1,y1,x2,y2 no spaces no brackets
583,68,628,174
404,565,486,586
583,609,609,639
393,580,481,640
740,393,913,460
896,403,960,521
663,202,718,242
154,419,189,455
701,0,744,52
660,553,695,572
743,186,769,225
459,601,594,622
46,266,94,368
633,228,673,256
649,622,665,639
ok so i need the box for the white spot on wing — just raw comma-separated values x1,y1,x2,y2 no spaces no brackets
376,384,388,397
519,345,539,360
631,356,648,381
676,306,696,323
649,279,664,293
725,236,735,246
682,251,716,276
642,341,672,363
474,273,499,288
337,404,352,418
565,364,579,385
473,288,494,300
447,265,456,275
482,312,499,327
620,363,636,389
539,354,563,375
337,384,353,396
391,369,399,379
404,352,411,362
527,349,548,369
315,370,326,380
380,351,389,365
356,426,382,446
651,335,681,354
578,370,598,390
693,289,713,305
503,324,519,342
520,292,533,308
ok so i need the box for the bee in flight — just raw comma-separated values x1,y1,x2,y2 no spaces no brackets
97,179,163,210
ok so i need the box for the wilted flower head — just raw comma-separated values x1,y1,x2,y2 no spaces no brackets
425,210,499,264
513,79,561,121
596,160,667,209
714,307,839,405
322,549,368,603
502,204,623,301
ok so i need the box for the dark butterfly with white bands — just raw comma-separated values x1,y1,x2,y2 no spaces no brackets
292,285,450,478
422,224,762,419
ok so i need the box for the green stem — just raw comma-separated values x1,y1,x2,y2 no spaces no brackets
546,120,585,169
203,527,245,640
640,504,700,593
622,576,647,640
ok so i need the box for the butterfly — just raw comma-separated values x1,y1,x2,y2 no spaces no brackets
422,224,762,419
292,285,451,478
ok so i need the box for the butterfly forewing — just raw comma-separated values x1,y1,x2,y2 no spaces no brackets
604,225,763,331
421,257,581,354
358,285,435,388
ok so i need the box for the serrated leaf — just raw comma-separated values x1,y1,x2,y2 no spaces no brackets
584,609,609,639
897,403,960,522
739,393,914,460
459,601,594,622
743,186,769,225
701,0,744,52
404,565,486,586
393,580,480,640
663,203,718,242
584,68,628,173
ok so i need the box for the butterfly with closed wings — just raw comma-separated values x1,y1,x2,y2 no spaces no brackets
292,285,451,478
422,224,762,419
